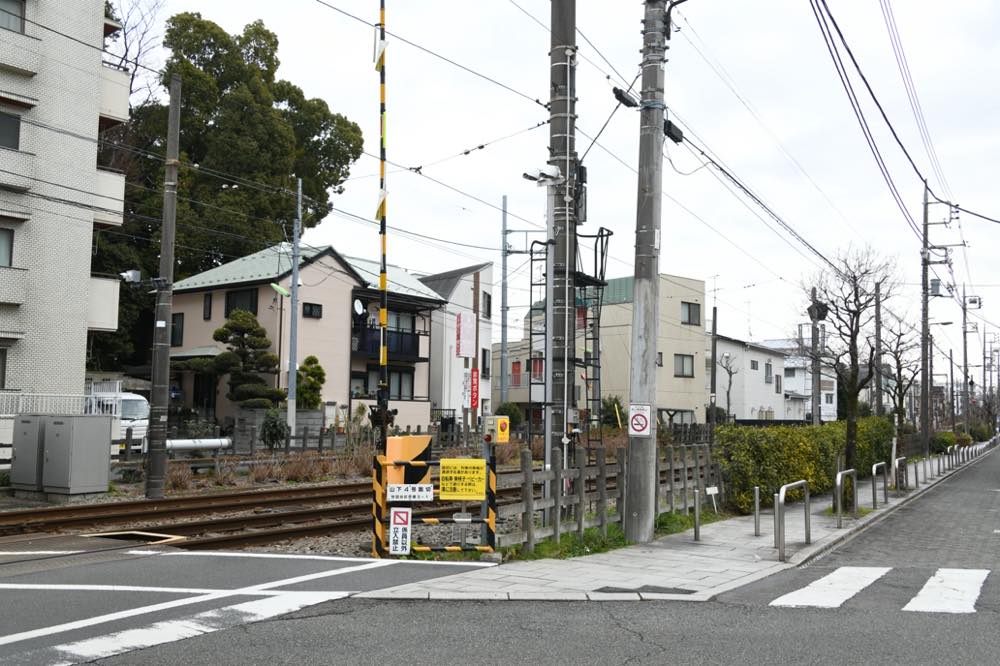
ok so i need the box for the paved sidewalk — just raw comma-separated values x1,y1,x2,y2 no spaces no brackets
357,443,994,601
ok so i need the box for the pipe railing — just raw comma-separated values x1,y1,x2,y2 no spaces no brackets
753,485,760,537
774,480,810,562
834,469,858,529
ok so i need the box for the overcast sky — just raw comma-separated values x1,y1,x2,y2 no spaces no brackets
149,0,1000,376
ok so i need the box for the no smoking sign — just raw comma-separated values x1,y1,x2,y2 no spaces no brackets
628,404,652,437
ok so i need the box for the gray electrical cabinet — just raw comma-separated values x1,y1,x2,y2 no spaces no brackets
42,415,113,494
10,415,46,492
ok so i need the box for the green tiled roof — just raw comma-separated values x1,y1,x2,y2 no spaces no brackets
173,243,444,302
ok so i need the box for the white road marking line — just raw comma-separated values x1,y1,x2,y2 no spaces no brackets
902,568,990,614
0,559,393,647
44,592,347,665
0,551,84,556
0,584,285,596
126,549,497,567
770,567,892,608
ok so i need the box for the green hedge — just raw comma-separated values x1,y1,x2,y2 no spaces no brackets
715,417,894,514
931,430,956,453
969,422,992,443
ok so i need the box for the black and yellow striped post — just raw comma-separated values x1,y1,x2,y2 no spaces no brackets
371,454,388,557
374,0,389,455
486,450,497,550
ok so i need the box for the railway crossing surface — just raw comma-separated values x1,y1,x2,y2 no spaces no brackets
0,541,490,664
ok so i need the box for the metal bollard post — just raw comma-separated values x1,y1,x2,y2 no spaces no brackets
754,486,760,537
693,488,701,542
774,493,780,549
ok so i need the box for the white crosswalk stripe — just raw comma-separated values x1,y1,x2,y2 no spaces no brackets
770,567,891,608
769,567,992,613
902,568,990,614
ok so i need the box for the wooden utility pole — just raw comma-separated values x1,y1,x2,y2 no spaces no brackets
145,74,181,500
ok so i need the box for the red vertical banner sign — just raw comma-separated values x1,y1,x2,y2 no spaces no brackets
471,367,479,409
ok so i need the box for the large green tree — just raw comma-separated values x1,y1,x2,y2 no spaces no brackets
90,12,363,370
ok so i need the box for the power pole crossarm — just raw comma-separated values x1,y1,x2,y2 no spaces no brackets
625,0,667,544
146,74,181,500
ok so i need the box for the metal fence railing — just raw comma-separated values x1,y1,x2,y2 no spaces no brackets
0,393,121,417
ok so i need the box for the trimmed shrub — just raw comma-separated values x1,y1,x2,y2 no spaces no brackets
931,430,957,454
956,432,973,447
969,422,992,443
715,417,892,514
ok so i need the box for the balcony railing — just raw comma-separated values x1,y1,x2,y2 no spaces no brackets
351,325,422,361
99,62,130,124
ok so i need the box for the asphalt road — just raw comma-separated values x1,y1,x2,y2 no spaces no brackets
3,449,997,665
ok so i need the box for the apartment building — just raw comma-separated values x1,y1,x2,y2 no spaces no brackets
418,263,493,425
493,273,709,426
170,243,445,431
0,1,125,395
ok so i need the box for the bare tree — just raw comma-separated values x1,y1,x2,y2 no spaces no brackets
718,353,739,422
806,247,896,471
105,0,167,109
884,319,920,435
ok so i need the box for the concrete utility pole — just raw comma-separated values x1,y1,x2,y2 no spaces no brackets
146,73,181,500
962,284,969,434
920,182,930,456
808,288,824,425
983,326,988,413
708,306,718,443
625,0,667,544
286,178,302,438
950,348,956,431
874,281,883,417
500,195,509,405
548,0,579,470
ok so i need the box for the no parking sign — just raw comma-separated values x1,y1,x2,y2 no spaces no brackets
628,404,652,437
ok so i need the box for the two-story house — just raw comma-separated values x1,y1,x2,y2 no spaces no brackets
759,336,839,421
170,243,445,431
710,334,789,421
418,263,493,427
0,1,125,396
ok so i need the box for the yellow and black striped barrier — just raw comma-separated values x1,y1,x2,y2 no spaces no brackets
371,454,387,558
412,545,495,553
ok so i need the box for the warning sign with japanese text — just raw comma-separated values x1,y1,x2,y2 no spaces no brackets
389,507,412,555
439,458,487,501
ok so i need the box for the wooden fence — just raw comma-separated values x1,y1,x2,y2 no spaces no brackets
498,444,724,551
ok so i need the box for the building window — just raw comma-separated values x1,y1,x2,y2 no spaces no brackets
511,360,522,387
825,393,834,404
0,228,12,267
0,0,25,34
674,354,694,378
389,369,414,400
224,288,257,316
171,313,184,347
388,311,415,332
481,348,491,379
784,367,795,378
0,348,6,389
681,301,701,326
482,291,492,319
0,112,20,151
775,374,782,394
750,360,759,370
531,357,544,381
656,352,663,367
202,293,212,320
303,302,323,319
764,361,773,384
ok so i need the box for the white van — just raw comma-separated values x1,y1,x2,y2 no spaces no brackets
89,392,150,451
